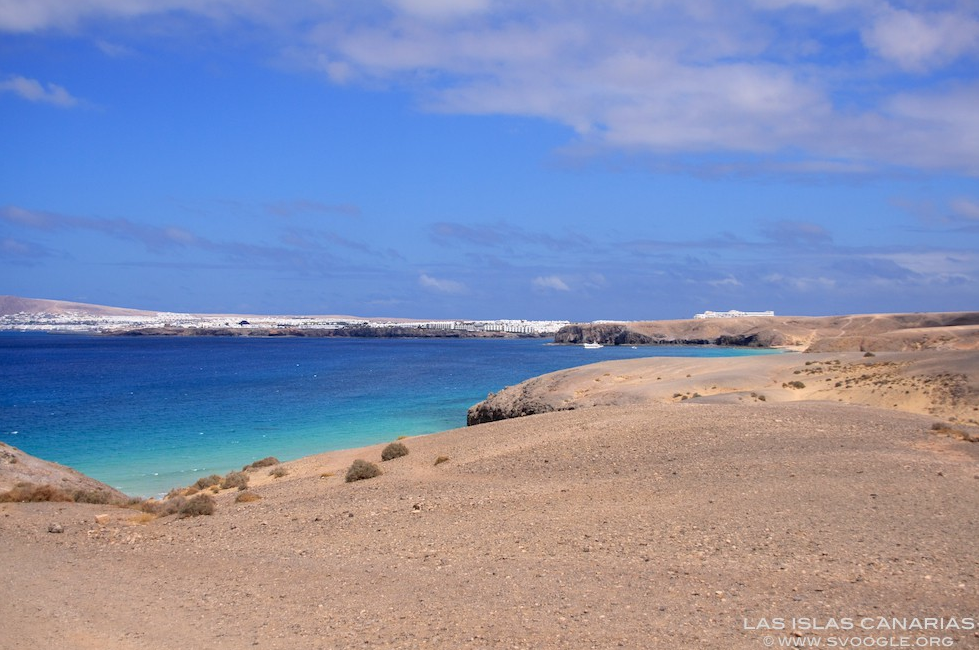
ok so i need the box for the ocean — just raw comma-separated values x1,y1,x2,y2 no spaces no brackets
0,333,779,496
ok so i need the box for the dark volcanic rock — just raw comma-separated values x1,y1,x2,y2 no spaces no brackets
554,324,656,346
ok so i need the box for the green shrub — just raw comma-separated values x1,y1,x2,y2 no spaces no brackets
221,471,250,491
381,442,409,461
345,459,382,483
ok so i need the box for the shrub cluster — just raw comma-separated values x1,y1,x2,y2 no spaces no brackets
0,482,120,505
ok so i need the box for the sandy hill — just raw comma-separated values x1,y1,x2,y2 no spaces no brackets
0,295,157,318
0,442,128,503
556,312,979,352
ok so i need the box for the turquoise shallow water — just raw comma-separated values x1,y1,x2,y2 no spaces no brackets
0,333,779,496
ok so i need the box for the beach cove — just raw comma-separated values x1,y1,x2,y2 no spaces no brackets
0,333,779,496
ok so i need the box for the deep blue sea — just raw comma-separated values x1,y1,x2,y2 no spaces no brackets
0,333,779,496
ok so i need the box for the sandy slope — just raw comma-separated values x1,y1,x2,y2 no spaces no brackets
469,350,979,427
2,350,978,649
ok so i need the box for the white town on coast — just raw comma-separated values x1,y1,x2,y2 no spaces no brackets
0,307,572,336
0,300,777,335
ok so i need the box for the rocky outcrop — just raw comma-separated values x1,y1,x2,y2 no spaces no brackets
554,324,658,346
467,377,574,425
0,442,128,503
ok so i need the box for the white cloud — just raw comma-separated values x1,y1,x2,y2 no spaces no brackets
0,75,78,107
419,273,466,293
532,275,570,292
862,7,979,72
5,0,979,175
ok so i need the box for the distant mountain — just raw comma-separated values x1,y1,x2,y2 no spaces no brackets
0,295,159,318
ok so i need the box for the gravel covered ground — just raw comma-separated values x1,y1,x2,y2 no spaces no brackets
3,397,978,649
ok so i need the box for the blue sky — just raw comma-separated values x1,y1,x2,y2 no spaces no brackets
1,0,977,321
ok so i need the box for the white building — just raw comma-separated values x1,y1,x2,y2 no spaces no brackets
694,310,775,319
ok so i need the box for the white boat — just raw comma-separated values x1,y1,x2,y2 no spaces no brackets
583,342,604,349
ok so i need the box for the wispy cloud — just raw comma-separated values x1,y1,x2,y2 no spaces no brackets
950,198,979,222
264,200,361,218
532,275,570,292
1,205,191,250
0,204,374,274
418,273,466,294
759,220,833,246
430,221,590,255
0,75,79,107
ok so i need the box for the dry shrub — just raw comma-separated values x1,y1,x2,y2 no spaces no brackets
931,422,978,442
434,455,450,466
268,466,288,478
193,474,222,490
320,471,335,478
221,471,249,491
0,483,124,505
129,512,157,525
0,483,73,503
71,489,118,505
235,491,262,503
138,496,185,517
242,457,280,471
381,442,409,461
345,459,382,483
179,494,215,518
784,381,806,389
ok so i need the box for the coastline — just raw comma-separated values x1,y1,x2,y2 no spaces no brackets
2,341,977,648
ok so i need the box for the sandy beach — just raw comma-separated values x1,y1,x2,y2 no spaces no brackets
2,346,978,649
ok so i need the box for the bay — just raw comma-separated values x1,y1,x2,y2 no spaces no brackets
0,333,779,496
